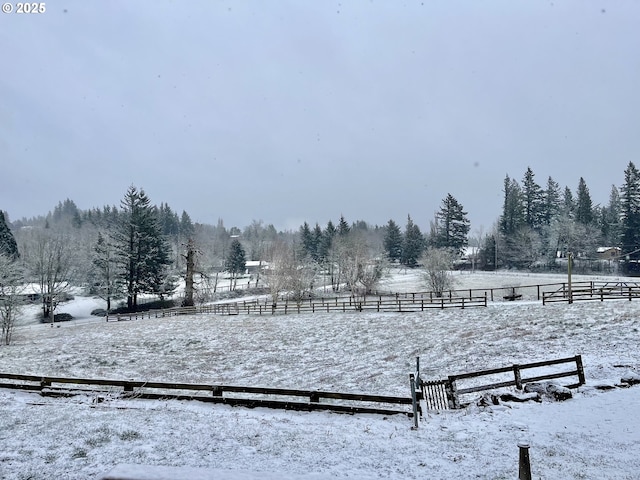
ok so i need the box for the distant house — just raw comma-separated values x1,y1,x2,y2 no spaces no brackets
245,260,267,275
596,247,621,260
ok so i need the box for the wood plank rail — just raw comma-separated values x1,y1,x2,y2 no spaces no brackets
106,295,488,321
542,281,640,305
373,281,595,303
420,355,585,410
0,373,419,417
106,280,625,321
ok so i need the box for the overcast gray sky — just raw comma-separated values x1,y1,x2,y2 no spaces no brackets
2,1,639,232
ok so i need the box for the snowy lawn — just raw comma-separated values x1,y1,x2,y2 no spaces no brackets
1,273,640,478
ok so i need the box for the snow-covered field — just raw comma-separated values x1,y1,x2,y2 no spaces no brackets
1,272,639,479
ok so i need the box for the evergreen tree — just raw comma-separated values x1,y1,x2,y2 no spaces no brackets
0,211,19,260
180,210,195,238
620,162,640,268
542,176,562,225
575,177,594,225
434,194,470,256
522,167,544,229
226,238,246,289
478,234,497,270
562,186,575,217
601,185,622,246
112,186,172,309
312,223,323,261
499,175,524,235
383,219,403,263
401,215,424,267
299,222,316,260
337,215,350,236
158,203,180,236
317,220,336,261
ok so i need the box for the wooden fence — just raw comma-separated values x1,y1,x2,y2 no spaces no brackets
542,281,640,305
106,279,640,321
0,372,420,418
418,355,585,410
106,294,488,321
374,281,594,303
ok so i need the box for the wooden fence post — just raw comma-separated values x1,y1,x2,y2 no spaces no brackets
518,443,532,480
575,355,586,385
447,376,459,409
410,374,419,429
513,364,522,390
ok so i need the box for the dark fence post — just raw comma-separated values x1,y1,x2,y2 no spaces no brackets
447,376,459,409
518,443,532,480
513,364,522,390
410,374,419,429
575,355,586,385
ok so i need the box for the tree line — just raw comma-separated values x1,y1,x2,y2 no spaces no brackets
2,162,640,344
480,162,640,273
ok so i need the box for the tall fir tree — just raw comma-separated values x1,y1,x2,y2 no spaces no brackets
620,162,640,267
318,220,336,261
601,185,622,246
575,177,594,225
180,210,195,238
312,223,324,262
0,211,19,260
337,215,350,236
383,219,403,263
500,175,524,235
401,215,424,267
434,193,470,256
542,176,562,225
299,222,316,260
226,238,246,289
562,186,575,217
112,186,172,309
521,168,544,229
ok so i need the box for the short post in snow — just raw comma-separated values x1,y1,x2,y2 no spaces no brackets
409,373,419,430
518,442,532,480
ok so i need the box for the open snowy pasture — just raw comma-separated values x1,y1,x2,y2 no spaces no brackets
1,293,640,478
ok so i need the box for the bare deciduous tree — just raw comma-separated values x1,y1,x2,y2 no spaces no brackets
21,229,76,322
331,234,385,304
0,254,24,345
421,247,455,297
263,240,316,309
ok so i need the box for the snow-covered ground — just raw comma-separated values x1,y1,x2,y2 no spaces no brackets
1,271,639,479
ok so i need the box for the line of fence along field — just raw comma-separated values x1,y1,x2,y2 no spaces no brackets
374,281,598,303
0,372,418,417
105,280,640,321
542,281,640,304
107,293,489,321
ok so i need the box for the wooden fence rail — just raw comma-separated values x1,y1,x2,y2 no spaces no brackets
419,355,585,410
542,281,640,305
106,280,640,321
106,295,488,321
373,281,595,303
0,372,420,418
